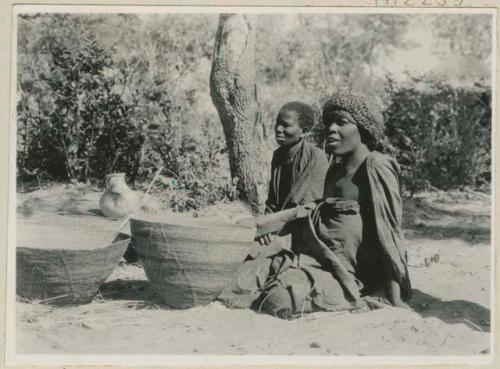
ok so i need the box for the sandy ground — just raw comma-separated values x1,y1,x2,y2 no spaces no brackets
15,184,491,356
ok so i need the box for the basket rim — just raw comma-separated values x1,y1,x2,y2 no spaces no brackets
17,235,130,253
130,215,255,230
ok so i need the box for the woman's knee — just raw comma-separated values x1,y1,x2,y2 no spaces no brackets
259,285,294,319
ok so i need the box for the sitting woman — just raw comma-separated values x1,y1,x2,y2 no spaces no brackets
315,93,411,309
265,102,328,209
218,101,329,307
260,101,329,242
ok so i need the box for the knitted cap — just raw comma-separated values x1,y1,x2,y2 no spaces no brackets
322,93,384,149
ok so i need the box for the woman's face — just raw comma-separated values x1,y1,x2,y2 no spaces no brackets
324,109,362,155
275,109,305,146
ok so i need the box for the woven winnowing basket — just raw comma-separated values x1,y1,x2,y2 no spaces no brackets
130,217,256,309
17,229,130,305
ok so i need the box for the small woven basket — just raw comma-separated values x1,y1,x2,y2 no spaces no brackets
17,223,130,305
130,215,256,309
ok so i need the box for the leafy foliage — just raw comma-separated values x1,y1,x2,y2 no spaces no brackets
384,74,491,194
150,121,239,212
17,14,235,210
17,38,144,181
16,13,492,211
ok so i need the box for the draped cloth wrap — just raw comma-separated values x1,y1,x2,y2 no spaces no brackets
218,151,412,316
217,138,329,310
218,198,363,313
265,138,329,213
363,151,412,300
292,198,362,304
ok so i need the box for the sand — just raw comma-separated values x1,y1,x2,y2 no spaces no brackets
15,184,491,356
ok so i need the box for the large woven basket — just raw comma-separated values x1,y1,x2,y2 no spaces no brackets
17,223,130,305
130,215,256,309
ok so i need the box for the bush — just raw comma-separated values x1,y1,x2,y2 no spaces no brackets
384,73,491,194
152,121,239,212
17,38,144,182
17,15,492,208
17,35,238,211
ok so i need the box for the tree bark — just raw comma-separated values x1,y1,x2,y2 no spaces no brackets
210,14,264,213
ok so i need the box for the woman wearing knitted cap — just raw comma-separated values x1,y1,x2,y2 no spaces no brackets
320,93,412,308
253,93,411,318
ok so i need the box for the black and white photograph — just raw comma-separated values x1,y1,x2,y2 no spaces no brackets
6,4,495,366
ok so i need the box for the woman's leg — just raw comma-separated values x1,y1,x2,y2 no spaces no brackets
218,245,283,308
384,265,409,308
256,267,313,319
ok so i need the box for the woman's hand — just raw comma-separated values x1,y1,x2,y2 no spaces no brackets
256,233,274,246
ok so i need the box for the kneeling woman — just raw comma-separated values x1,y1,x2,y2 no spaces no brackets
222,93,412,319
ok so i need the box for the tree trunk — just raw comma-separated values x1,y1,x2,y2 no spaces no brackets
210,14,264,213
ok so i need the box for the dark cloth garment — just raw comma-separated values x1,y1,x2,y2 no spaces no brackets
217,244,281,309
218,139,328,310
362,152,411,300
323,158,381,294
256,253,351,319
292,199,362,302
218,139,328,309
322,152,411,301
218,151,411,317
265,138,329,213
219,199,363,315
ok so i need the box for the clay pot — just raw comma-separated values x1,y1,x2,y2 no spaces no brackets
99,173,139,219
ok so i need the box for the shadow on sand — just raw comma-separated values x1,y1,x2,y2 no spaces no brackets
98,278,171,309
409,289,490,332
402,198,490,243
404,224,490,243
99,279,151,301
